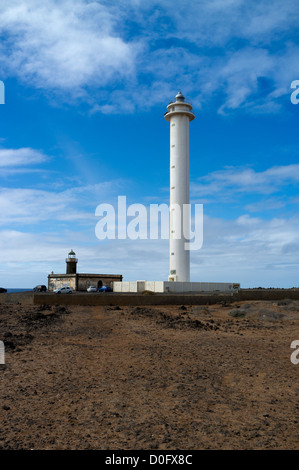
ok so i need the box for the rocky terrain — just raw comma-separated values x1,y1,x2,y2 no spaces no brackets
1,299,299,450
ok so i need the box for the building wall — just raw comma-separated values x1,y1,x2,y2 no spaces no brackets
48,275,77,292
48,274,123,291
77,275,122,291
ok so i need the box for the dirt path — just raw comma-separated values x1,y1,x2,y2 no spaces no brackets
1,300,299,449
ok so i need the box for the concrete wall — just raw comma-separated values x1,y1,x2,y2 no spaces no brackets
1,289,299,307
0,292,34,305
33,289,299,306
113,281,240,293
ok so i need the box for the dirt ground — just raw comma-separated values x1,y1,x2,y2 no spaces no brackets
1,298,299,450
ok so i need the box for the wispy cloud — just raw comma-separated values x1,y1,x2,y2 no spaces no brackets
190,212,299,287
0,0,298,113
0,179,128,226
191,164,299,197
1,211,299,288
0,147,47,167
0,0,138,94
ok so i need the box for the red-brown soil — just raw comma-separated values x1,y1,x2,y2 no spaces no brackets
1,299,299,450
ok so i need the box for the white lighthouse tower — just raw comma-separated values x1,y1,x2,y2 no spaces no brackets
111,91,240,294
164,91,195,282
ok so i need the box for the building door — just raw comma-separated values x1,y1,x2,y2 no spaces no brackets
97,280,103,288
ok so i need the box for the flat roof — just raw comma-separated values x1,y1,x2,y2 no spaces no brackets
48,273,122,278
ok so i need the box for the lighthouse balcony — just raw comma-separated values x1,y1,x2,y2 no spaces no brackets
164,108,195,122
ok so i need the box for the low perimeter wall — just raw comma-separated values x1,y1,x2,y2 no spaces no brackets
1,289,299,306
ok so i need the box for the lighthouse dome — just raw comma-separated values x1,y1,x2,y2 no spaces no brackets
175,90,185,102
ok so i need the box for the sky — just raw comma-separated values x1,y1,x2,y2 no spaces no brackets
0,0,299,288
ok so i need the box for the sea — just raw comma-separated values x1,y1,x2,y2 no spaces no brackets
4,288,33,293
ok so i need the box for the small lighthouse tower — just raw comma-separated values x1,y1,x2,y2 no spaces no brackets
164,91,195,282
66,249,78,274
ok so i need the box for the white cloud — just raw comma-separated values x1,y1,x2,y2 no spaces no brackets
0,0,138,93
0,180,126,225
1,211,299,288
0,158,298,288
0,188,75,225
191,164,299,197
245,198,286,213
105,0,299,114
148,0,298,46
0,147,47,167
191,212,299,287
0,0,298,113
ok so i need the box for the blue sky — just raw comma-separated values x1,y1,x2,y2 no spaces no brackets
0,0,299,288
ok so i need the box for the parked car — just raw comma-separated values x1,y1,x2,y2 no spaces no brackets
33,285,47,292
0,287,7,293
54,286,73,294
98,286,112,292
87,285,97,293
